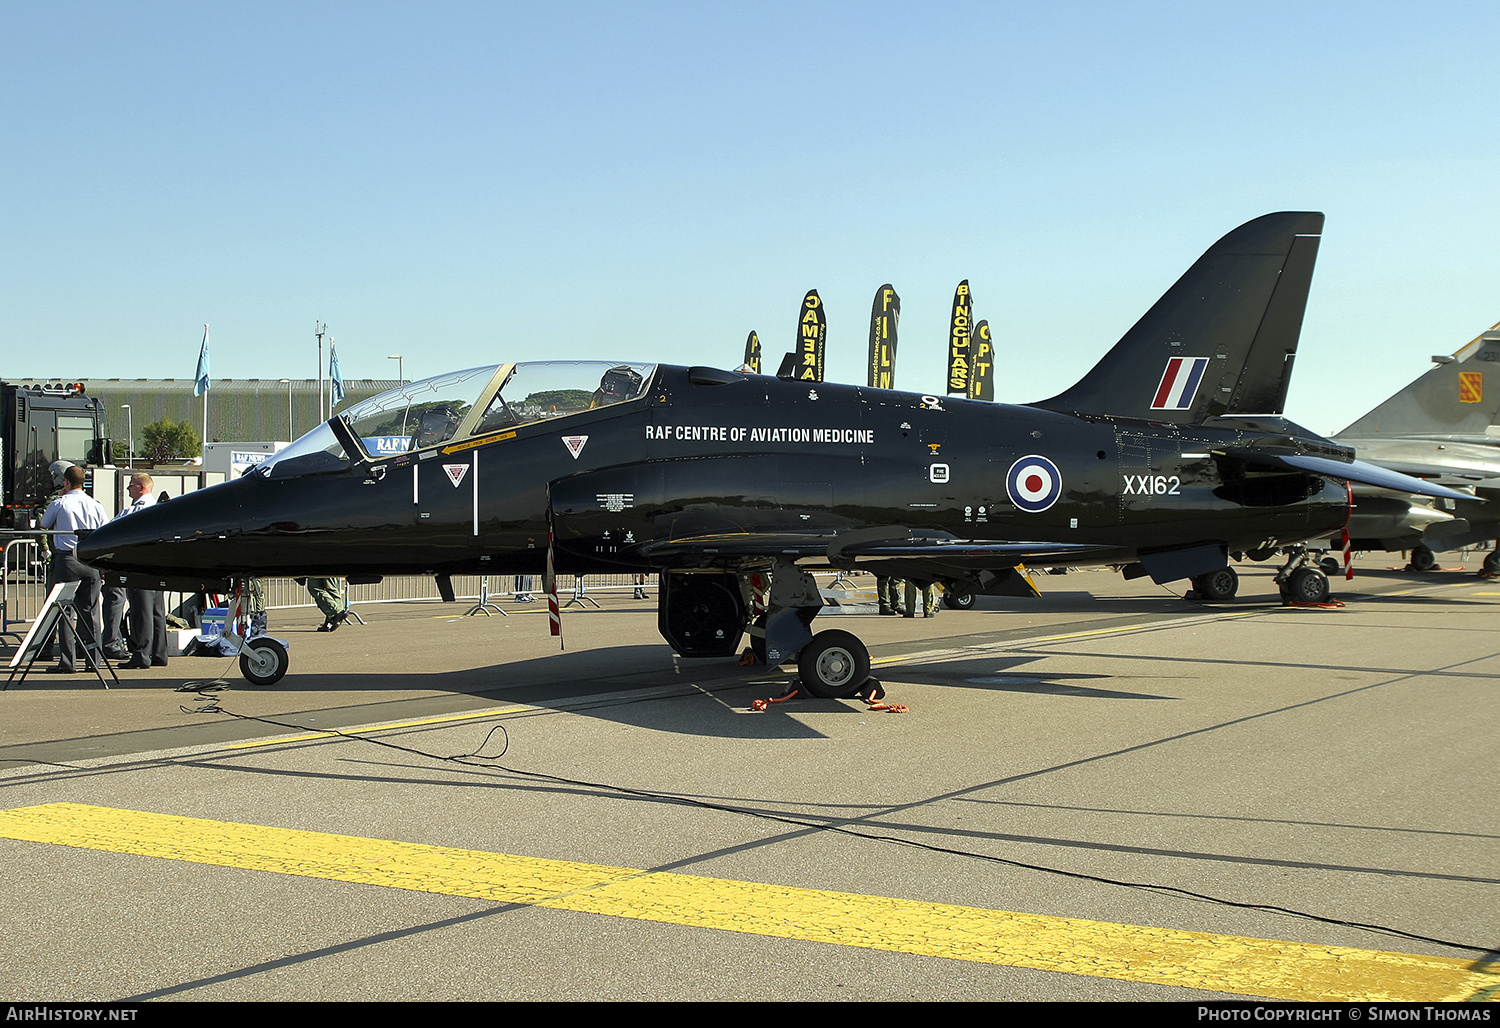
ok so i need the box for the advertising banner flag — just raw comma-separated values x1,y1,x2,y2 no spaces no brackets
867,284,900,389
796,290,826,383
946,281,973,395
970,319,994,401
329,342,345,407
744,330,761,374
193,325,211,397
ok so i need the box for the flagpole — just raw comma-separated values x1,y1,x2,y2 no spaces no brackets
194,323,210,453
315,322,327,422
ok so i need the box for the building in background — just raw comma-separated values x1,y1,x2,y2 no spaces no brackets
18,378,400,454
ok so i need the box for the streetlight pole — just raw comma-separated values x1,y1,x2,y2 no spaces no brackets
388,354,404,382
121,405,132,468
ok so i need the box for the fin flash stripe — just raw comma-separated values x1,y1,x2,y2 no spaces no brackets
1152,356,1209,410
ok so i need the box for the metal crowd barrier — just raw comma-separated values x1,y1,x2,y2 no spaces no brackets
259,573,655,610
3,557,876,643
2,536,47,641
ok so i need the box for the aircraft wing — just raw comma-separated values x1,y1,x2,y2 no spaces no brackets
637,532,1117,568
1220,449,1477,502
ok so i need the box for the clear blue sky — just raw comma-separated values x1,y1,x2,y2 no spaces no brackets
4,1,1497,435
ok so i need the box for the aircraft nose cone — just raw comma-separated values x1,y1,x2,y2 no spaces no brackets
77,483,245,579
77,502,187,571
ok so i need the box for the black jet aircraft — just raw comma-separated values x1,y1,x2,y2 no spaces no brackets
80,212,1468,693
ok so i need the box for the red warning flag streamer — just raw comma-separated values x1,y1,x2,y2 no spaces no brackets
545,499,563,649
1341,481,1354,580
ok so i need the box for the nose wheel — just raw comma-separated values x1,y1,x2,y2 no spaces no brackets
239,638,289,686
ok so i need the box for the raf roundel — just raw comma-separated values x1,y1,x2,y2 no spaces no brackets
1006,455,1063,513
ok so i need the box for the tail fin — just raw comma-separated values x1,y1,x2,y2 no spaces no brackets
1032,212,1323,424
1336,321,1500,440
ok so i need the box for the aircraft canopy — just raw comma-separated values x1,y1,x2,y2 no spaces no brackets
259,361,656,477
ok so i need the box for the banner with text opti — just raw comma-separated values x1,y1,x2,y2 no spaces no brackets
743,330,761,374
970,319,994,401
796,290,826,383
947,280,973,395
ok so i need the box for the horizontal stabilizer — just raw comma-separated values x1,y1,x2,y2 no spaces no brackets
1229,451,1477,502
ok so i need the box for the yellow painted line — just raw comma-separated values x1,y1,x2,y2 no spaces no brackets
1019,611,1264,646
0,803,1491,1002
870,613,1264,668
1377,579,1487,598
222,707,528,749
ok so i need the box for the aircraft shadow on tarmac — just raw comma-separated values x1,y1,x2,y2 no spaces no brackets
155,643,1174,744
967,576,1497,613
872,654,1176,700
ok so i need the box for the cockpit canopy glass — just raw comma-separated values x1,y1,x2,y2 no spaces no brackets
259,361,656,477
345,365,497,457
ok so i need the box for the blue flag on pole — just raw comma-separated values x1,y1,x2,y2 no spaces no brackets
193,325,210,397
329,341,345,407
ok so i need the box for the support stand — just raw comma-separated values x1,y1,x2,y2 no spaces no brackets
562,575,600,609
463,577,508,617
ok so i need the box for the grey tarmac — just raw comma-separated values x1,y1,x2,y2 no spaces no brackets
0,561,1495,1002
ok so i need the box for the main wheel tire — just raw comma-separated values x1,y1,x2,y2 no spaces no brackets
1484,551,1500,574
943,583,977,610
1194,567,1238,602
239,638,289,686
1410,545,1437,572
1286,567,1330,604
1319,556,1342,576
796,630,870,699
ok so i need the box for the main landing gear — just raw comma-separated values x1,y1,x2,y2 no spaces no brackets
657,564,876,699
795,629,872,699
1409,544,1438,572
1273,548,1332,603
942,582,977,610
1191,566,1239,602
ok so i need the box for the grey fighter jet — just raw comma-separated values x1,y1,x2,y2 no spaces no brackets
1334,324,1500,571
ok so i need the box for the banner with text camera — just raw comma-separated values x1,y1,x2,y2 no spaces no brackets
795,290,826,383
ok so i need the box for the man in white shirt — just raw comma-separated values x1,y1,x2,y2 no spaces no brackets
41,464,108,673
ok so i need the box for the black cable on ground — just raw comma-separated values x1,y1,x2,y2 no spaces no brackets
186,699,1490,957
